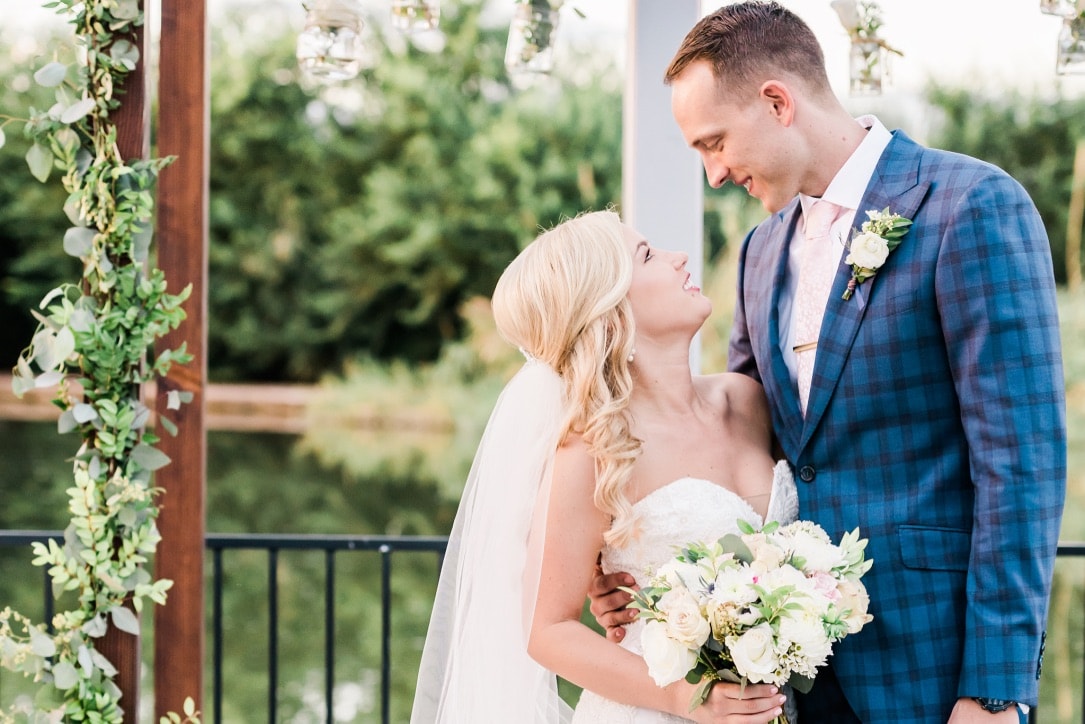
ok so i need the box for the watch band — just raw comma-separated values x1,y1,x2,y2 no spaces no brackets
972,698,1028,722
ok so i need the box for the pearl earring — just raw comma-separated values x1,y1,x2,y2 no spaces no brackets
627,349,635,364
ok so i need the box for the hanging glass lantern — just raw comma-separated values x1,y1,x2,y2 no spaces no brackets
391,0,441,33
504,1,561,76
296,0,366,83
1057,12,1085,74
848,39,886,95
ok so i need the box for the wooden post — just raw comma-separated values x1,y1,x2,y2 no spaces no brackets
154,0,210,718
96,9,149,716
1067,139,1085,292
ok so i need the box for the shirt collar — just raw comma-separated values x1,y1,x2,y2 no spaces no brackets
799,115,892,218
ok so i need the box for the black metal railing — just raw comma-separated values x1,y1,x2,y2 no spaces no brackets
206,533,446,724
1,531,1083,723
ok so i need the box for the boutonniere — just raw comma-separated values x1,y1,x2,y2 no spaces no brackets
842,207,913,300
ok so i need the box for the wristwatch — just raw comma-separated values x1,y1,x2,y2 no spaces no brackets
973,698,1027,723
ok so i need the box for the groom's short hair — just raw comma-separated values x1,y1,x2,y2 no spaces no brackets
664,1,832,99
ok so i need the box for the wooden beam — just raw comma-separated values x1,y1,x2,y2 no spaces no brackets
1067,139,1084,292
97,9,150,716
154,0,210,718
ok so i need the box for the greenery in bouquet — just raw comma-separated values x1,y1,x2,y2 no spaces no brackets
623,519,874,716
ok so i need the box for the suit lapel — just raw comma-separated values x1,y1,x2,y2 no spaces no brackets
799,132,932,449
764,206,805,454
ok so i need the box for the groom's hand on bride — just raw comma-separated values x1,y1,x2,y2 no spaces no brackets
587,566,638,643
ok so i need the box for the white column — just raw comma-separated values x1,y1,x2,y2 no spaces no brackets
623,0,705,370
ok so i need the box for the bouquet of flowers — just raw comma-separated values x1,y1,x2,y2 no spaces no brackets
623,519,873,719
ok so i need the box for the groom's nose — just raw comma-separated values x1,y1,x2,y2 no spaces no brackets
701,154,728,188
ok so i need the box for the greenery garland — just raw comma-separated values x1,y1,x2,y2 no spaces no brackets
0,1,198,721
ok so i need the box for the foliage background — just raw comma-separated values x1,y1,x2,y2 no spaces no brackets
0,0,1083,720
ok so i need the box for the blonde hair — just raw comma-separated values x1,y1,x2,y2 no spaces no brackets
492,210,641,546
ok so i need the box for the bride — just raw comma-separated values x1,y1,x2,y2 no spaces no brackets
411,210,796,723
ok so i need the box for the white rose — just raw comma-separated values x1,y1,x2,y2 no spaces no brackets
745,533,786,572
658,588,711,647
778,611,832,669
844,231,890,270
787,531,846,573
641,620,698,687
726,623,781,684
757,563,808,593
836,579,874,633
655,560,703,591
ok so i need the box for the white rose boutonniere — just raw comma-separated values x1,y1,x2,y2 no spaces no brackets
842,207,912,300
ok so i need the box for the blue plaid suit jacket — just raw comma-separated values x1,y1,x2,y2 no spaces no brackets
728,131,1066,723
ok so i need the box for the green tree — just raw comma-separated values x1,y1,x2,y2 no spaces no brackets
925,86,1085,284
205,0,622,381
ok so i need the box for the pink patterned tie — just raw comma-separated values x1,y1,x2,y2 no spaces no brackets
793,200,842,416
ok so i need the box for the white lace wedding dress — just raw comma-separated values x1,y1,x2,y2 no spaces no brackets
571,460,800,723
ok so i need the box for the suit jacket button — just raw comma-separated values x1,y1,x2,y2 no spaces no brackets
799,465,816,483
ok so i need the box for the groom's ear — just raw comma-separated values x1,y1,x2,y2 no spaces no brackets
758,80,796,127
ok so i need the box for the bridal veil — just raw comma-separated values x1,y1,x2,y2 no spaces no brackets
410,359,574,723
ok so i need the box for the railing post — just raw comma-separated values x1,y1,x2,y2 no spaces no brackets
325,549,336,724
380,544,393,724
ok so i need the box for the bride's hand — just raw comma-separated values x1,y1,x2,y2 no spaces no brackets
587,566,638,643
684,681,787,723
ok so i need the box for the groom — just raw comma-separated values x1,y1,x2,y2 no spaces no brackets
590,3,1066,723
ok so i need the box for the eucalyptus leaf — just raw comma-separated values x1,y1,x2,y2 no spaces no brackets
717,533,754,564
109,39,140,69
110,605,140,635
38,286,67,310
788,670,815,694
26,142,53,182
35,371,64,388
54,127,79,155
90,647,118,677
11,371,36,398
77,643,93,673
166,389,183,410
29,629,56,658
113,0,140,20
68,308,95,333
51,661,79,691
31,330,58,371
34,61,68,88
53,326,76,363
132,402,151,430
82,614,107,638
88,453,103,479
131,443,171,471
159,415,178,437
57,409,78,434
63,197,85,225
60,97,97,124
63,227,96,258
72,403,98,424
133,227,152,263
